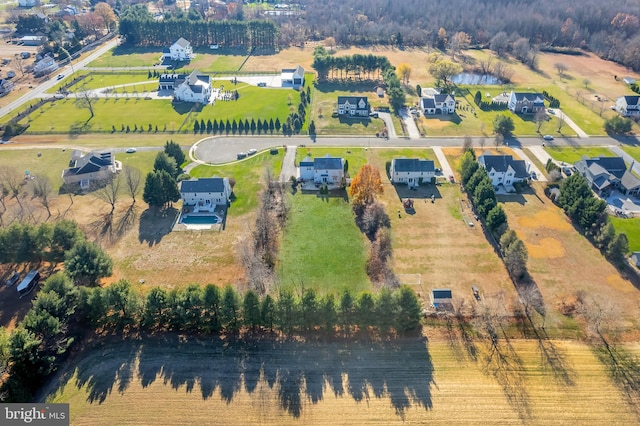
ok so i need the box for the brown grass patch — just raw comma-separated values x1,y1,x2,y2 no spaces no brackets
521,236,565,259
517,209,572,231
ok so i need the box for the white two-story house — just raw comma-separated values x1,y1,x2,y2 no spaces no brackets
162,37,194,62
615,95,640,117
478,154,529,190
389,158,435,187
179,177,231,212
174,70,212,104
299,155,345,185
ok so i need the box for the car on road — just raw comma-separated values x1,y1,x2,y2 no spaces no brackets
56,74,64,80
562,166,572,176
247,148,257,155
543,134,554,141
448,175,455,183
125,147,137,153
369,112,379,118
548,109,555,115
237,152,247,159
6,271,19,287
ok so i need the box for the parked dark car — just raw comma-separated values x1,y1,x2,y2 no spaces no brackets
562,167,572,176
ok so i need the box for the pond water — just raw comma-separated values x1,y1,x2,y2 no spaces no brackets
451,73,502,85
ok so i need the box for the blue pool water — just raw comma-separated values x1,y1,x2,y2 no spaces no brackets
182,215,219,225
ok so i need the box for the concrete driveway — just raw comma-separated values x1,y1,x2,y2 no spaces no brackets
400,108,421,139
377,112,397,139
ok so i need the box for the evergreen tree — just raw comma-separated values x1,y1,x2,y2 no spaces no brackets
243,290,261,331
395,286,422,334
64,240,113,286
221,286,240,332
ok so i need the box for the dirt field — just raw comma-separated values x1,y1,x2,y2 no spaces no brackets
501,182,640,339
44,334,640,425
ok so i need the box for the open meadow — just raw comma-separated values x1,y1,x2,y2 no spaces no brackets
44,334,640,425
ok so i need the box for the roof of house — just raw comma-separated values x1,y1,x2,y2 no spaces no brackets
300,156,314,166
479,154,528,177
434,93,454,103
579,156,627,179
621,170,640,190
159,73,188,83
180,177,226,193
420,97,436,109
63,151,114,177
621,95,640,106
511,91,545,104
432,289,452,300
281,65,304,77
314,155,343,170
392,158,435,173
174,37,190,48
338,96,369,108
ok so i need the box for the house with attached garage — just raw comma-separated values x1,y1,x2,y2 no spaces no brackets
62,150,121,190
478,154,529,190
299,155,345,185
389,158,435,187
162,37,194,62
158,73,188,91
508,91,545,113
615,95,640,117
173,70,212,104
574,156,640,196
179,177,231,213
281,65,305,88
337,96,370,117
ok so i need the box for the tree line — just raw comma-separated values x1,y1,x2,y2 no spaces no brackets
0,269,422,401
312,47,392,81
119,5,278,48
292,0,640,71
555,174,629,265
459,149,528,280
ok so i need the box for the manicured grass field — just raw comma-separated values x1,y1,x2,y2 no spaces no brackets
189,150,284,216
278,191,370,295
45,335,640,424
621,146,640,162
609,216,640,252
544,146,615,164
87,46,164,68
67,72,153,91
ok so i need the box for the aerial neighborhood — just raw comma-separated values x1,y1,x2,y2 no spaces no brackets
0,0,640,423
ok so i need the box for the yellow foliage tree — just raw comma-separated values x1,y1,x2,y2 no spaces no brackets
350,164,384,208
396,63,412,84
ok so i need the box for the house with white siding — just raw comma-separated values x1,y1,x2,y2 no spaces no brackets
389,158,435,187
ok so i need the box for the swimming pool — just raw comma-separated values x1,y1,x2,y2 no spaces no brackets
181,215,219,225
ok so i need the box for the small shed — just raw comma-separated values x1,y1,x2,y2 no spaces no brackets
431,288,453,310
623,77,635,85
630,252,640,267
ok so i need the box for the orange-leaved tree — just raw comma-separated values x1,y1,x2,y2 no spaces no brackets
350,164,384,208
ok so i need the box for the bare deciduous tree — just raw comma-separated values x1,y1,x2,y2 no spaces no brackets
93,175,121,216
75,87,96,119
122,165,142,203
554,62,568,78
463,135,473,151
31,175,54,219
0,166,24,211
534,109,547,133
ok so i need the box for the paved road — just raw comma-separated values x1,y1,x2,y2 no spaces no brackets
0,38,118,119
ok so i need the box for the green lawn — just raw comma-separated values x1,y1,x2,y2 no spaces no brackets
87,46,164,68
621,146,640,162
609,217,640,252
278,192,370,294
372,147,442,170
544,146,615,164
296,147,369,177
21,81,296,133
67,72,153,92
188,150,284,216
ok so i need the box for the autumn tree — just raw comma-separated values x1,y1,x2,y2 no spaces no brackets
350,164,384,210
94,2,117,33
428,58,462,86
450,31,470,59
396,63,412,84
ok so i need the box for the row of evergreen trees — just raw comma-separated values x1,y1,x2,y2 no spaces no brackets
119,5,278,48
1,270,423,401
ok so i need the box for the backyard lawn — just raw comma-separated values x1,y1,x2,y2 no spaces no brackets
609,216,640,252
544,146,615,164
278,192,370,295
87,46,166,68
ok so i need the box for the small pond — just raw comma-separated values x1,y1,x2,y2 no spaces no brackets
450,73,502,85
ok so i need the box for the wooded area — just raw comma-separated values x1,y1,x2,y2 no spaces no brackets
279,0,640,70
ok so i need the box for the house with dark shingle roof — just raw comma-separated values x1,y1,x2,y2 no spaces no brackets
478,154,529,190
174,70,212,104
162,37,194,62
337,96,370,117
419,89,455,115
419,97,436,115
158,73,188,91
574,156,640,196
615,95,640,117
180,177,231,212
508,91,545,113
299,154,345,185
62,150,120,190
390,158,435,187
